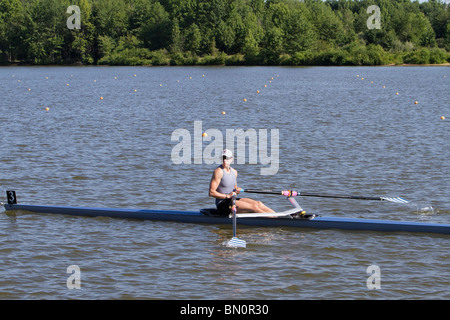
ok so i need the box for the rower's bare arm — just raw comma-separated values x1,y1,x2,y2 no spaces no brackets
209,168,223,199
233,169,240,194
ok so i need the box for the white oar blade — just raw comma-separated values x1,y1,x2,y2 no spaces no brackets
226,237,247,248
381,197,409,204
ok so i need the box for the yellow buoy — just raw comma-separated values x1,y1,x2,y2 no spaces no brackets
396,92,399,95
256,90,260,93
414,101,418,104
441,116,445,120
222,111,226,115
100,96,103,100
202,132,208,137
45,107,49,111
264,84,267,87
243,98,247,102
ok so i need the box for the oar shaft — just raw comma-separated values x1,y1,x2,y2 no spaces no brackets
243,189,282,195
242,189,385,201
297,193,382,201
226,194,246,248
232,194,237,237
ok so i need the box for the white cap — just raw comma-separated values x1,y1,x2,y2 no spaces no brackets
222,149,233,159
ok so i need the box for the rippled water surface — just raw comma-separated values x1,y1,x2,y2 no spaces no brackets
0,66,449,300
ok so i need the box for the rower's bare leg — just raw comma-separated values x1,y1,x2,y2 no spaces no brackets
236,198,275,213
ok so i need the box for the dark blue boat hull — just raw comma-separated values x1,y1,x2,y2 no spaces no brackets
3,203,450,235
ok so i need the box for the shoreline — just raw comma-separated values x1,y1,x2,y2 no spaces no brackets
398,62,450,67
1,62,449,68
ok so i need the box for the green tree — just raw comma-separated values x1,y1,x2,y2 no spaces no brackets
445,22,450,51
242,29,261,64
216,20,236,53
184,23,201,54
0,0,448,66
163,0,198,28
308,1,347,47
0,0,26,62
138,1,172,50
420,0,449,40
283,5,317,54
93,0,129,39
23,0,71,64
229,0,263,55
261,26,283,65
399,12,436,47
69,0,95,64
169,18,183,53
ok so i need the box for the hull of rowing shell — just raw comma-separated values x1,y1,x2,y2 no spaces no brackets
3,203,450,235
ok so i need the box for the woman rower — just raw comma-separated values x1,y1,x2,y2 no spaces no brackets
209,149,274,216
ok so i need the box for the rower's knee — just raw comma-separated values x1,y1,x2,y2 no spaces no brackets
258,201,268,208
253,201,264,211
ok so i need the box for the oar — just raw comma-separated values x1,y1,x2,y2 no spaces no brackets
242,189,409,204
225,194,246,248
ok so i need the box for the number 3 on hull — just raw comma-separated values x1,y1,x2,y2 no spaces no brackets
7,191,17,205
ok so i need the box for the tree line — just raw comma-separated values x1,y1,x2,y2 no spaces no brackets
0,0,449,66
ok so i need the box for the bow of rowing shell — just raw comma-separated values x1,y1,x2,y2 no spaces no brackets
3,202,450,235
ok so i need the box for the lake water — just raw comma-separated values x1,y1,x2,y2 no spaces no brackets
0,65,449,301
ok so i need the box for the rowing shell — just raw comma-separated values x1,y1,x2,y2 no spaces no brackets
3,203,450,235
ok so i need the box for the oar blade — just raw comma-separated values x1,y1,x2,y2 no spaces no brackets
226,237,247,248
380,197,409,204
